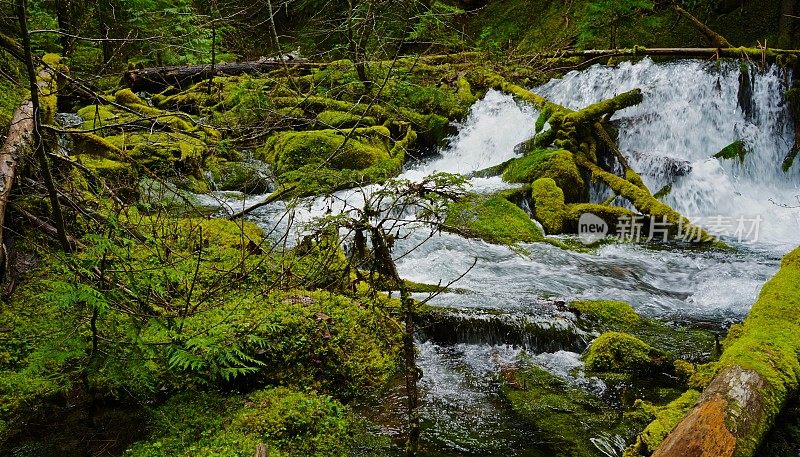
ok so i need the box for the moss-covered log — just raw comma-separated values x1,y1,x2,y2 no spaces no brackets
556,47,799,62
0,57,60,279
653,246,800,457
124,59,325,92
673,5,732,48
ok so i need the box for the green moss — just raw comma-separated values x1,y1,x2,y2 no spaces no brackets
565,202,634,229
713,140,750,162
531,177,566,234
625,390,701,456
76,154,135,180
70,132,123,156
315,110,376,128
105,131,209,178
584,332,669,373
580,158,716,243
124,387,359,457
261,126,391,176
535,106,552,133
706,247,800,455
502,365,647,457
113,88,145,106
569,299,641,328
208,159,272,194
444,192,543,245
503,148,585,202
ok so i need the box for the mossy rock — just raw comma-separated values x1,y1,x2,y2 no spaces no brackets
569,299,716,366
105,131,209,178
565,203,635,233
531,177,566,234
713,140,749,162
444,191,543,245
502,365,649,457
113,88,145,106
209,159,273,194
503,148,585,202
584,332,669,374
70,132,123,157
261,126,392,176
315,110,376,128
569,299,642,329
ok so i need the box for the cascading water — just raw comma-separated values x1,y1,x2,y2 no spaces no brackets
536,58,800,251
213,58,799,455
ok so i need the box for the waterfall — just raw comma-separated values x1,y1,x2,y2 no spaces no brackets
536,58,800,251
219,59,797,455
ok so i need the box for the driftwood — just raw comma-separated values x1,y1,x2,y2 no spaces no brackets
123,59,324,92
653,246,800,457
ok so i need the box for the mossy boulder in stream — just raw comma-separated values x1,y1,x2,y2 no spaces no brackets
584,332,669,374
261,126,391,175
444,191,543,244
569,299,716,364
502,365,651,457
503,148,585,202
570,299,642,328
531,177,566,234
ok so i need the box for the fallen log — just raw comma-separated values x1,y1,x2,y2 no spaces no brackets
653,246,800,457
673,5,732,48
0,101,33,279
555,47,799,61
123,59,325,92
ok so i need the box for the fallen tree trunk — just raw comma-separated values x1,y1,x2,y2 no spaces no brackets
124,59,325,92
555,47,799,61
673,5,732,48
653,246,800,457
0,101,33,279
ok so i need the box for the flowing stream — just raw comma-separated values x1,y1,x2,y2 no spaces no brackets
214,58,799,455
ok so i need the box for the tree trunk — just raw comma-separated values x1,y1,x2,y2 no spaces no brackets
56,0,74,56
653,246,800,457
0,101,33,281
778,0,797,49
17,0,72,253
674,5,733,48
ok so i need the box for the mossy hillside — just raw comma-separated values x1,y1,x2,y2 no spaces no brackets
124,387,376,457
444,191,544,245
464,0,791,53
583,331,669,373
0,212,403,442
623,389,701,457
530,177,566,234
